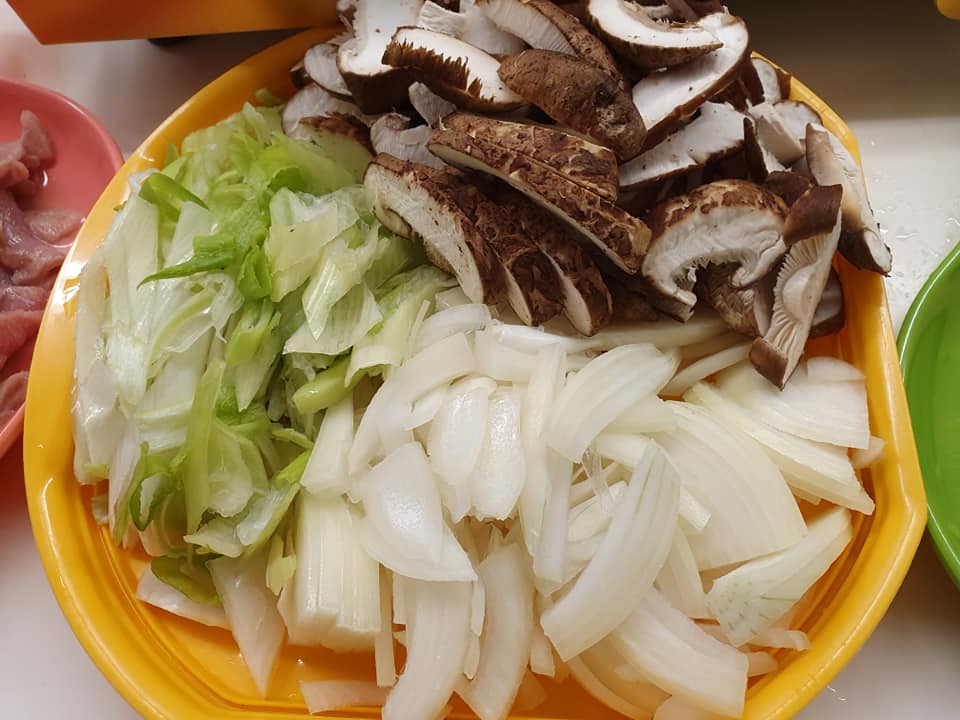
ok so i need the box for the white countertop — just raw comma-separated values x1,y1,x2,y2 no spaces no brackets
2,2,960,718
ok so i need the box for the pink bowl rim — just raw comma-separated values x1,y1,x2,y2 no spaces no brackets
0,77,124,461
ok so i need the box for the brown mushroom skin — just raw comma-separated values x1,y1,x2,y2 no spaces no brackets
763,171,813,207
783,181,844,245
498,49,647,161
299,114,373,153
697,263,765,336
428,127,651,274
493,185,614,334
528,0,628,88
441,113,620,202
364,154,505,304
290,60,311,89
428,169,565,325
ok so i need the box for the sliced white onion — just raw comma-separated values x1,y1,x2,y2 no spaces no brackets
136,566,228,629
300,680,388,714
607,396,678,434
567,481,627,543
716,361,870,449
593,433,711,534
746,651,779,678
519,343,568,557
852,435,886,469
208,552,285,696
487,321,593,354
654,401,807,570
357,517,477,582
584,311,727,352
327,519,382,652
471,578,486,637
469,387,526,520
382,580,473,720
685,382,874,514
428,377,497,520
805,356,864,383
414,304,492,354
350,332,475,473
653,695,728,720
529,623,556,678
474,327,539,383
464,633,481,680
576,638,669,717
566,657,655,720
301,392,354,495
541,442,680,660
611,589,748,718
706,506,853,646
375,568,397,688
750,627,811,650
435,286,472,310
533,455,574,585
458,544,535,720
548,344,680,463
679,331,748,361
662,343,752,397
403,385,448,431
656,528,710,619
361,442,444,562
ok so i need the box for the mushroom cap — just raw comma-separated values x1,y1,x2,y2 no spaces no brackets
336,0,421,113
441,112,620,201
762,170,813,207
383,26,527,112
363,154,505,305
805,124,891,274
498,49,646,161
641,178,789,317
742,116,785,182
619,102,746,191
477,0,627,88
585,0,722,68
428,127,652,273
630,12,750,140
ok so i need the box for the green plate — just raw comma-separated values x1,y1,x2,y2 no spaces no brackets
898,241,960,586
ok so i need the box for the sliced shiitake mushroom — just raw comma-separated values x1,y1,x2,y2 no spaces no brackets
477,0,626,87
408,82,458,127
363,154,505,304
805,124,891,274
428,127,652,273
429,171,565,325
370,113,445,168
619,102,745,191
498,49,646,161
642,179,789,321
460,0,528,55
289,114,373,181
630,12,750,142
492,185,614,334
585,0,722,68
751,184,843,387
304,43,353,98
440,112,619,201
336,0,421,113
281,84,376,135
383,27,527,112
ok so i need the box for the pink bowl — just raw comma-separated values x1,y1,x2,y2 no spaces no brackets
0,78,123,460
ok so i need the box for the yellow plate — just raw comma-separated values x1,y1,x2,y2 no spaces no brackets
23,28,926,720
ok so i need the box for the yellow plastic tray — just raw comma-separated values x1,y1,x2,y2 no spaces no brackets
23,28,926,720
8,0,338,44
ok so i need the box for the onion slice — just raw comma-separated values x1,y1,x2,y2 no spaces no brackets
136,566,228,629
706,506,853,646
548,344,680,463
208,552,285,696
300,681,389,714
541,441,680,659
382,580,473,720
